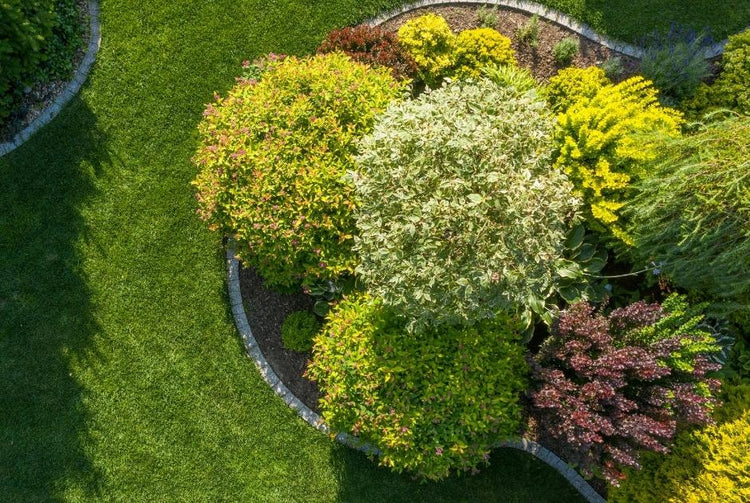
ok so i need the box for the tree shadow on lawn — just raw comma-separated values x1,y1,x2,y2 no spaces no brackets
0,97,109,500
330,443,586,502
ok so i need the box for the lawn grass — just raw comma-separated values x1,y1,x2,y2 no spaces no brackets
0,0,747,501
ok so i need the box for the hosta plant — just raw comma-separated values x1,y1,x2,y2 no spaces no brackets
307,294,528,480
354,78,580,332
530,297,721,485
192,53,405,287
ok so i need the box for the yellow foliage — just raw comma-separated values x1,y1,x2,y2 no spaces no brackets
397,13,456,86
543,66,611,113
453,28,516,78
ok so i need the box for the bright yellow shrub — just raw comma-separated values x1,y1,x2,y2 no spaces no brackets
453,28,516,78
397,13,456,87
543,66,611,113
552,76,682,244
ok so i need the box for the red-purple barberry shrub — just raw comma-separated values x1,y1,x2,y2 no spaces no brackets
529,297,721,485
317,25,418,81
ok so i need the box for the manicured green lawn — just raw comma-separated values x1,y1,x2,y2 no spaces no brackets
0,0,747,501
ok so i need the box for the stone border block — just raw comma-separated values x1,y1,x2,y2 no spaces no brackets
0,1,102,158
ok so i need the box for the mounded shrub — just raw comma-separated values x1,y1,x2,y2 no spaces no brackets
354,78,580,332
192,53,406,287
542,66,611,113
483,63,537,94
610,385,750,502
530,297,722,485
452,28,516,78
625,116,750,320
397,13,456,87
281,310,320,352
317,25,418,81
307,294,528,480
552,76,683,245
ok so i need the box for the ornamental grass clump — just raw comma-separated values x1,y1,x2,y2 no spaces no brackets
192,53,405,288
625,116,750,320
307,294,528,480
530,297,721,486
552,76,683,245
354,78,580,332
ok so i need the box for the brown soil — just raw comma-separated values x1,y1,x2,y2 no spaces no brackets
0,0,91,143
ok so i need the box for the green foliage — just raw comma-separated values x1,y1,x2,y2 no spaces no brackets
599,56,624,80
626,116,750,319
688,28,750,115
553,37,579,66
354,78,580,332
610,385,750,503
483,63,538,94
281,310,320,352
307,294,528,481
638,26,711,104
516,14,541,49
192,53,405,288
397,13,456,88
452,28,516,79
552,76,683,245
543,66,611,113
476,5,499,29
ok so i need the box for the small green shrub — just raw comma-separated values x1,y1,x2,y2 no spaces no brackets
552,76,683,245
281,310,320,352
516,14,540,49
452,28,516,78
626,116,750,318
638,26,711,104
688,28,750,115
553,37,579,66
192,53,405,288
599,56,624,81
355,78,579,332
397,13,456,87
307,294,528,480
483,63,537,94
610,385,750,503
317,25,418,81
542,66,611,113
476,5,498,29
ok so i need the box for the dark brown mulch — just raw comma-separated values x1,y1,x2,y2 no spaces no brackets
0,0,91,143
378,4,640,82
238,263,321,413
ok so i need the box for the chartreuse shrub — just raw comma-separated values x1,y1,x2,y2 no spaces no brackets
281,310,320,352
397,13,456,87
689,28,750,115
354,78,580,333
610,384,750,503
552,76,683,245
192,53,405,288
625,116,750,321
530,299,721,486
542,66,611,113
317,25,418,81
452,28,516,78
307,294,528,480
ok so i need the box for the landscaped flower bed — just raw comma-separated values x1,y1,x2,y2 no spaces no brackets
193,4,750,500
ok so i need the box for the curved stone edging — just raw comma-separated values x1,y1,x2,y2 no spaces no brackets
0,0,101,158
226,244,606,503
366,0,730,59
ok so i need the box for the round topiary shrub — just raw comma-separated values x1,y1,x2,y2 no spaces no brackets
192,53,406,288
452,28,516,78
306,294,528,480
397,13,456,87
354,78,579,332
281,310,320,352
542,66,611,113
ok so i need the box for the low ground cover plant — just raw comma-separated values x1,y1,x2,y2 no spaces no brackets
307,294,528,480
281,311,320,352
192,53,405,288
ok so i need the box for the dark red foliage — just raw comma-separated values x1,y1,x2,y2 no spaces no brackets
317,25,418,81
530,301,721,486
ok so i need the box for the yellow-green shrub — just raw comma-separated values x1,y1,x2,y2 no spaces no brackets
610,384,750,503
452,28,516,78
552,76,682,244
397,13,456,87
192,53,405,287
542,66,610,113
307,294,527,480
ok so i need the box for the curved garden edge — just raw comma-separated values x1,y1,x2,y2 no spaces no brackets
366,0,732,59
225,244,606,503
0,0,102,158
